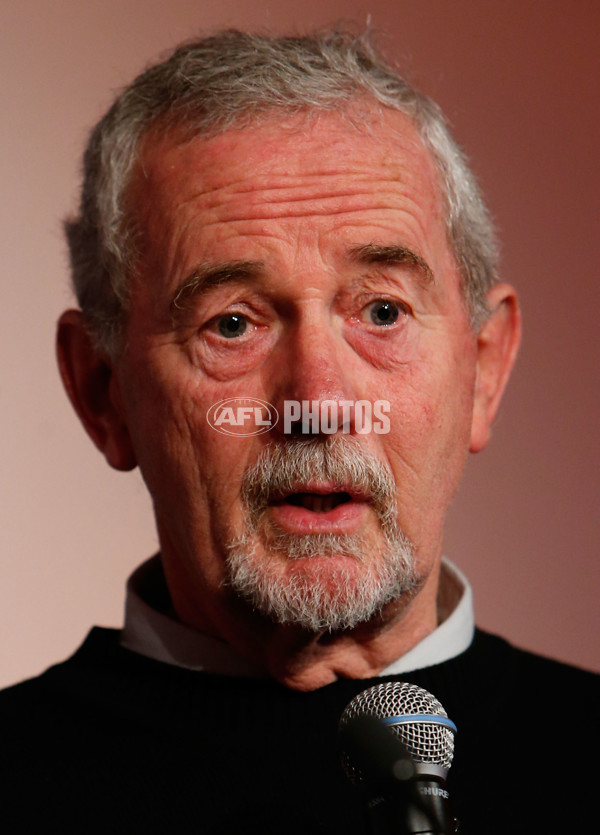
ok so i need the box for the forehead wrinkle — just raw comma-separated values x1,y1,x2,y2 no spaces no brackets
197,172,391,198
196,191,426,228
223,175,408,203
172,167,418,211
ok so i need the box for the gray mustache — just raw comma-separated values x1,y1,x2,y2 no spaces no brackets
240,437,397,526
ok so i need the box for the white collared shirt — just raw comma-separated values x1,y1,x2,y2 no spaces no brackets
120,556,474,677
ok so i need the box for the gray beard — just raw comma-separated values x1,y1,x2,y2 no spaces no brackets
225,437,418,632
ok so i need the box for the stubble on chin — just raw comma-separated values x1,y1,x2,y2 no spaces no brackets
224,438,419,632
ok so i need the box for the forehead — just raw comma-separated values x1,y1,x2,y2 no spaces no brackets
132,106,442,218
127,106,452,293
142,104,432,170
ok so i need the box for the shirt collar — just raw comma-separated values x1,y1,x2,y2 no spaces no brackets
379,558,474,674
120,555,474,677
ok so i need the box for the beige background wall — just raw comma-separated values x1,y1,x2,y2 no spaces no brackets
2,0,598,688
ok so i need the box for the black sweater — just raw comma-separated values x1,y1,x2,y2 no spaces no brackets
1,627,597,833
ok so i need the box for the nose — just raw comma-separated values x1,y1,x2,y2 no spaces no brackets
270,318,360,438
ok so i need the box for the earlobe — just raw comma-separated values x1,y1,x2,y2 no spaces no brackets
469,283,522,453
56,310,137,471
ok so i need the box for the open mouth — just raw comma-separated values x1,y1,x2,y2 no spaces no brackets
265,486,368,534
283,491,353,513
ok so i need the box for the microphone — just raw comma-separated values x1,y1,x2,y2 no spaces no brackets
339,682,458,834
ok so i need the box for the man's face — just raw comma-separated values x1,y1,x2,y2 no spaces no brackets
114,107,479,640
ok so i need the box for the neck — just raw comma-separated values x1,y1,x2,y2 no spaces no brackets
182,563,441,691
269,572,440,690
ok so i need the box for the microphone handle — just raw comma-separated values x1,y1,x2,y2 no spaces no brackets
364,775,457,835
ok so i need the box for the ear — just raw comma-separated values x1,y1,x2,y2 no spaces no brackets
56,310,137,471
469,283,522,453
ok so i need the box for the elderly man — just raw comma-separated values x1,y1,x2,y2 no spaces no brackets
2,30,596,833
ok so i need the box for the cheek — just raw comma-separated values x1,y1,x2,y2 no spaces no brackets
120,356,207,488
124,358,257,517
383,348,476,488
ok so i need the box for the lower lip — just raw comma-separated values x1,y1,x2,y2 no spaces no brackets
267,501,369,534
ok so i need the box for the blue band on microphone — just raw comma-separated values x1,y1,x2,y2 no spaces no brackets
381,715,457,733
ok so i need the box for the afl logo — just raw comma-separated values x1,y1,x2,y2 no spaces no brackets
206,398,279,436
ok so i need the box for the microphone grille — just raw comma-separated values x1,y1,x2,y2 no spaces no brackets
340,681,456,769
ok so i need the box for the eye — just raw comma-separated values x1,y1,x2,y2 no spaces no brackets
216,313,248,338
365,300,402,326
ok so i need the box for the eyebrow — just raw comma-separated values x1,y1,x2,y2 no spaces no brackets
170,260,265,315
348,243,434,286
169,243,433,318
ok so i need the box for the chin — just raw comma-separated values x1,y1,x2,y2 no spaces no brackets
224,530,418,633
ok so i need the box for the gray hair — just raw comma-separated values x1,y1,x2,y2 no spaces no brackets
65,28,498,358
